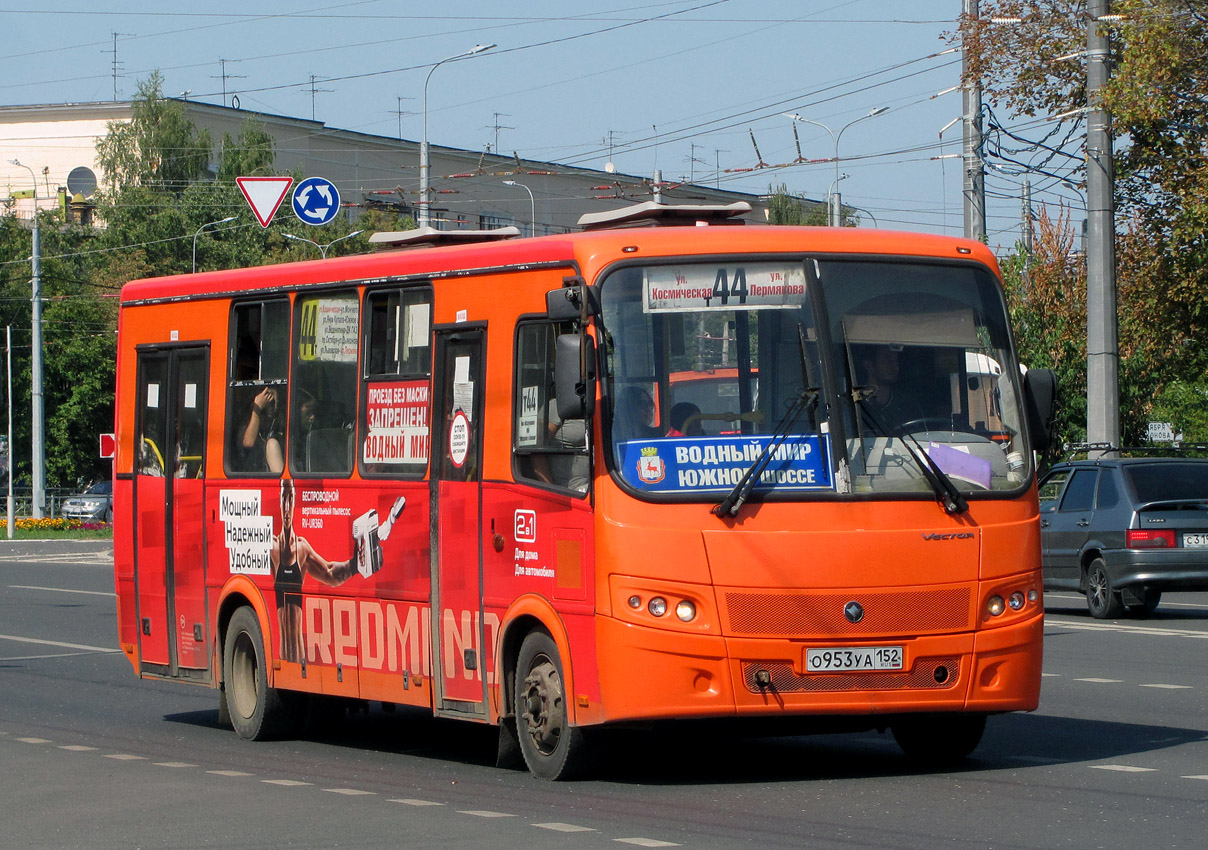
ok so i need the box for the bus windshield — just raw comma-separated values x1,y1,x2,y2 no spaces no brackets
600,257,1029,502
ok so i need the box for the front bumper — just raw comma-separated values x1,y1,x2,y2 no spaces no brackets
593,612,1043,724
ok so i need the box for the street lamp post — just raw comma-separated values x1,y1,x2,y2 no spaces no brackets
502,180,535,236
9,159,44,518
284,230,364,259
784,107,888,226
192,216,237,273
419,44,496,228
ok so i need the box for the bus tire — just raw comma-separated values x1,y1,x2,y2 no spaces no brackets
223,606,295,741
1086,559,1123,619
514,631,592,780
892,713,986,766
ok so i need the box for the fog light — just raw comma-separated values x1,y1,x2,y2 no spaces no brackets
628,595,642,609
675,600,696,622
648,597,668,617
987,595,1005,617
1008,591,1025,611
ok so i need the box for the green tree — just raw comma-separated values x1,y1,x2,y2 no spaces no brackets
766,183,829,225
960,1,1208,445
1001,205,1087,452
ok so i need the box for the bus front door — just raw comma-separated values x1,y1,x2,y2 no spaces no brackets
430,327,488,718
133,346,210,680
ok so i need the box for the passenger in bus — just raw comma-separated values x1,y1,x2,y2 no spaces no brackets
242,386,284,474
614,386,659,443
666,402,705,437
271,478,361,664
537,398,590,492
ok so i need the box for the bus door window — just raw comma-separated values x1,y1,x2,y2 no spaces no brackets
291,292,359,476
514,320,589,494
226,299,289,475
360,286,433,477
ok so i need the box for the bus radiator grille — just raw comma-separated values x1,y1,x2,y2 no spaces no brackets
724,588,971,637
740,657,962,693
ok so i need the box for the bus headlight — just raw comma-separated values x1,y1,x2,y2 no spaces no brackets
986,595,1006,617
675,600,696,622
648,597,668,617
1008,591,1026,611
628,595,642,609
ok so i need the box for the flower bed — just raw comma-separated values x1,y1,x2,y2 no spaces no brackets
0,517,110,532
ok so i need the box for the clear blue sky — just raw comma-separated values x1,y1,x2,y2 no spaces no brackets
2,1,1077,247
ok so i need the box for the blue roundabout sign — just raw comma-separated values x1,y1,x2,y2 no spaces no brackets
292,176,341,226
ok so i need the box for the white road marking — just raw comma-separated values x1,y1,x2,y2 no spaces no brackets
324,788,376,796
262,779,312,786
1139,683,1193,689
9,585,115,597
390,799,445,806
534,823,596,833
614,840,681,847
1074,677,1122,683
59,745,97,751
457,810,515,818
154,761,196,768
1091,764,1156,773
1045,618,1208,639
105,754,145,760
208,770,254,777
17,737,50,744
1041,672,1061,677
1183,775,1208,781
0,633,120,653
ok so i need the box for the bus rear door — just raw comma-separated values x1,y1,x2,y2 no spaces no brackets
133,345,210,679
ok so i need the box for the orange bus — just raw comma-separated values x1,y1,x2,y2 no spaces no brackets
112,202,1056,779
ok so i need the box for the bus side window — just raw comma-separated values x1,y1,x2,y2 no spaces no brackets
513,320,589,494
226,299,289,475
360,286,434,477
291,292,360,476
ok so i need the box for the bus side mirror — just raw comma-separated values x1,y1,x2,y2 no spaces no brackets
546,277,598,321
546,287,581,320
1022,368,1058,453
555,334,596,421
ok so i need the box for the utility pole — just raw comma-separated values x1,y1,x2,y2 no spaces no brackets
962,0,987,242
9,160,44,517
1086,0,1119,451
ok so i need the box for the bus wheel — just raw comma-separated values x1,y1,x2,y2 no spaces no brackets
223,607,294,741
515,631,592,780
1086,559,1123,619
892,713,986,766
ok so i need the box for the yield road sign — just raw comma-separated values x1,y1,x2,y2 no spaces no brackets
292,176,341,226
236,176,293,227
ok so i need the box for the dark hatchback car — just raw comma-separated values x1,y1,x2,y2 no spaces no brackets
1038,457,1208,618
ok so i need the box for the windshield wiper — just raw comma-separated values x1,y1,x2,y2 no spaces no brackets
712,386,818,518
855,400,968,515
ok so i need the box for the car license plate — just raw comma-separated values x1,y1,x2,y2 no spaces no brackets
806,646,903,672
1183,533,1208,548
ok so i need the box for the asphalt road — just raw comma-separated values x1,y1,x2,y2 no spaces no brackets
2,541,1206,850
